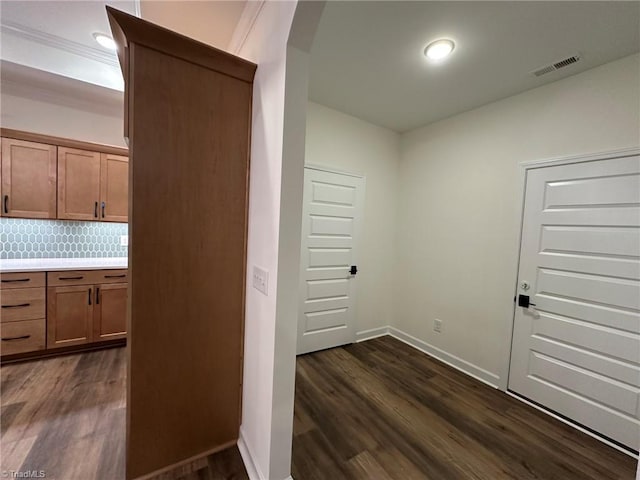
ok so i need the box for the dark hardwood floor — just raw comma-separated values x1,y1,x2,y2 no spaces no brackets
0,347,247,480
1,338,635,479
292,336,636,480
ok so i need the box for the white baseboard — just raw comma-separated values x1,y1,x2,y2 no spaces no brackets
238,429,266,480
355,326,390,342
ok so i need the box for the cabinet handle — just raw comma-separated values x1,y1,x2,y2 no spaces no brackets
1,278,29,283
94,201,98,218
104,274,126,279
1,303,30,309
96,287,100,305
101,202,106,218
88,287,92,305
3,195,8,214
2,335,30,341
59,276,83,281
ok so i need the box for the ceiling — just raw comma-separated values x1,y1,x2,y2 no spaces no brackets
309,1,640,132
0,0,245,93
1,1,137,91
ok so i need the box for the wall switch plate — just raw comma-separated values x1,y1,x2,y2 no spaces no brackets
253,266,269,296
434,318,443,333
120,235,129,246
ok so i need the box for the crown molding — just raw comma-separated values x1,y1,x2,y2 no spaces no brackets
228,0,265,55
1,19,119,68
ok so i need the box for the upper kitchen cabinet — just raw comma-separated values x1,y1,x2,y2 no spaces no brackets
58,147,101,221
100,153,128,222
1,138,57,219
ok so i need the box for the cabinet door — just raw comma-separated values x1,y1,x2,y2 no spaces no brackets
1,138,57,219
100,153,128,222
93,283,127,342
58,147,101,220
47,285,93,348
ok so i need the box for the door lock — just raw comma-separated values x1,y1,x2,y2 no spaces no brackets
517,294,536,308
520,281,530,291
349,265,358,275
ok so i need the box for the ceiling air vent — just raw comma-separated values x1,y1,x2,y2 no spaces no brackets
532,54,581,77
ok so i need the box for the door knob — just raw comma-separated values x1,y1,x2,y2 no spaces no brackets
350,265,358,275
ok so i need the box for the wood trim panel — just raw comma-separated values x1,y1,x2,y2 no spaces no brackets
106,6,256,83
0,128,129,156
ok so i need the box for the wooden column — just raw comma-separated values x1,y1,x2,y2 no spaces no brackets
107,8,256,479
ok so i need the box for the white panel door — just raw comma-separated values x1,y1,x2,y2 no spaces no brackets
509,153,640,451
297,167,365,355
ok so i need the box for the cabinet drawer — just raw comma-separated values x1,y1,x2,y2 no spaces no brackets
47,269,128,286
47,271,92,286
0,318,46,355
1,272,46,289
1,288,45,322
94,269,128,284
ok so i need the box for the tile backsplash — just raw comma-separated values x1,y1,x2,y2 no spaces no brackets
0,218,128,259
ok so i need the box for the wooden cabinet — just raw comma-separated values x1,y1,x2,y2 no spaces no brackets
108,7,255,478
57,147,101,220
1,138,57,219
1,272,47,355
47,285,93,348
46,270,128,349
0,130,129,222
100,153,129,222
93,283,127,341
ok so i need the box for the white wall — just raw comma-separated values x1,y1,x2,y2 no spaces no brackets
234,2,298,479
396,53,640,388
1,92,125,147
305,102,400,335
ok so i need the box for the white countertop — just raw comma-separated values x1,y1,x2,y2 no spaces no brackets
0,257,128,273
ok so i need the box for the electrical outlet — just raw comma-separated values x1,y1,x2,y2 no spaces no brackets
434,318,443,333
120,235,129,246
252,266,269,296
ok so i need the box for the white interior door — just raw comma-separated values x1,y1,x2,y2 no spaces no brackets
297,167,365,355
509,153,640,451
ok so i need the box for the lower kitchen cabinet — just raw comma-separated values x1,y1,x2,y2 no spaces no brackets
46,271,128,349
46,285,93,348
1,269,128,360
1,272,47,356
93,283,127,341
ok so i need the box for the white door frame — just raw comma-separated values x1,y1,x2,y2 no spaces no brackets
499,146,640,392
298,163,366,353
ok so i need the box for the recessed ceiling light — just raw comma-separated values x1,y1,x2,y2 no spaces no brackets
93,33,117,51
424,39,455,61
